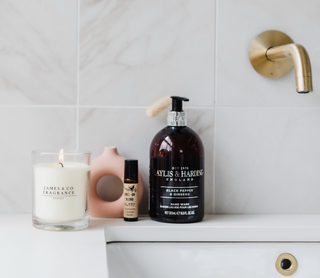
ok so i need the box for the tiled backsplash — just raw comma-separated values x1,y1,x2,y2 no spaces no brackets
1,0,319,214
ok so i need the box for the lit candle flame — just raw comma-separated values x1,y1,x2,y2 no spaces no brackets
59,148,64,167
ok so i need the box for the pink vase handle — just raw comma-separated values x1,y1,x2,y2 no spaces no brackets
90,147,144,218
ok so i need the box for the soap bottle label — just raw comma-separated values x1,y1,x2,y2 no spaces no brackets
149,158,204,219
124,183,138,218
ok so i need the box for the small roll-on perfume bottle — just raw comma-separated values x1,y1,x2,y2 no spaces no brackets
123,159,139,221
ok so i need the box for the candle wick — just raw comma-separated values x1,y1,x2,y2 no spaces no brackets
59,162,64,168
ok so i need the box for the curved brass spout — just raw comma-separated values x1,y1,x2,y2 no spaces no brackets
266,44,313,93
249,30,313,93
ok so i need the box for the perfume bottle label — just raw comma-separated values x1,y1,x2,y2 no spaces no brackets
124,183,138,218
149,158,204,219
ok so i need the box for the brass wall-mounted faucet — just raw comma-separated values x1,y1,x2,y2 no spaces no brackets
249,30,313,93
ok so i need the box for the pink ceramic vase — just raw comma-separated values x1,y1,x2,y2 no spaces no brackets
90,147,144,218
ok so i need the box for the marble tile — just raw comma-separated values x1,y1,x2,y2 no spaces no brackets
0,0,78,105
215,108,320,213
216,0,320,107
79,107,214,214
80,0,215,107
0,108,76,213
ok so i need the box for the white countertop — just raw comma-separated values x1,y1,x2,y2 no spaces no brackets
2,214,320,278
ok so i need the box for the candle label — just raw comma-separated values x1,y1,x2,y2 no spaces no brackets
34,167,89,222
124,183,138,218
42,186,76,198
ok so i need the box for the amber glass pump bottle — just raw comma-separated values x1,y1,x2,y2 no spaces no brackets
149,96,204,223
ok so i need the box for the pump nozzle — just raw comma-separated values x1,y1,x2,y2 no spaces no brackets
168,96,189,126
171,96,189,112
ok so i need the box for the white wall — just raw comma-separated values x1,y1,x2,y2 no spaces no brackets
0,0,319,214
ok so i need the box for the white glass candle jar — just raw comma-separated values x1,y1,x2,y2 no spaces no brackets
32,150,91,231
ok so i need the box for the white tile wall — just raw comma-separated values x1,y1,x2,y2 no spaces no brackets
1,0,320,214
0,0,78,105
80,0,215,107
215,108,320,213
215,0,320,213
0,108,76,213
0,0,78,213
216,0,320,107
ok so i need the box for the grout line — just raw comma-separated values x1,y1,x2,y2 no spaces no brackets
79,105,148,109
7,102,316,110
76,0,80,151
184,106,214,110
0,105,77,108
77,105,215,109
214,106,320,109
213,0,218,214
0,104,318,109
